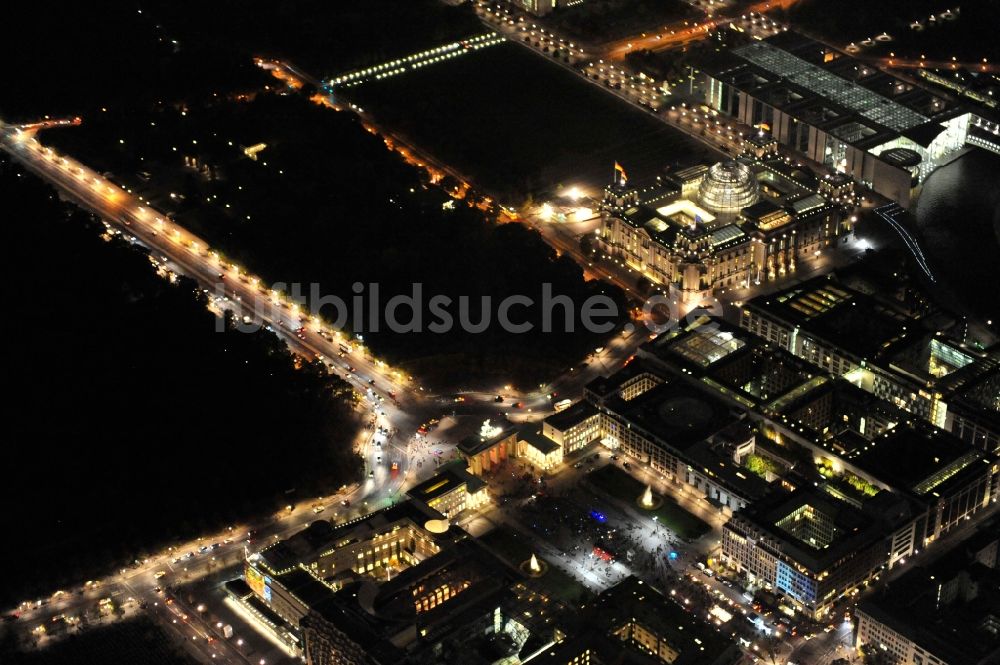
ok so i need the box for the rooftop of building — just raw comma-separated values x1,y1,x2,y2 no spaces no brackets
255,519,337,575
406,463,486,503
741,198,783,222
584,361,660,402
629,176,682,207
603,378,738,453
731,487,916,573
704,32,963,150
274,566,338,610
543,398,598,431
612,157,828,252
769,375,906,440
642,319,823,412
366,537,513,621
620,200,721,247
590,577,741,665
706,340,823,408
223,578,252,600
844,425,991,498
744,275,917,361
302,591,399,663
524,633,660,665
684,438,774,503
517,425,561,455
644,318,755,372
948,363,1000,429
458,418,518,457
857,529,1000,665
256,500,451,575
419,585,563,665
887,332,1000,399
306,538,517,660
745,131,779,149
663,163,709,188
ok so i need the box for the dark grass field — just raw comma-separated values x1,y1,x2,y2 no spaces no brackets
348,41,718,200
2,617,197,665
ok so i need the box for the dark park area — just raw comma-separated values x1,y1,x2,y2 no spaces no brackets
44,92,628,389
1,157,362,607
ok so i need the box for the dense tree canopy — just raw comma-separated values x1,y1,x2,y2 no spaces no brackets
48,94,628,388
1,158,361,605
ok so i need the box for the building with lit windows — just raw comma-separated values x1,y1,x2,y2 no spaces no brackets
518,424,564,470
552,321,995,620
241,502,564,665
458,417,587,474
854,522,1000,665
721,487,924,619
511,0,570,16
599,151,850,304
700,32,998,206
836,426,999,544
406,463,489,519
542,400,601,454
582,364,772,513
301,537,522,665
245,501,464,622
712,373,998,619
525,577,742,665
740,275,1000,451
583,363,663,406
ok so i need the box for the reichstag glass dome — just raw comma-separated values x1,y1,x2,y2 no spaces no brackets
697,160,760,214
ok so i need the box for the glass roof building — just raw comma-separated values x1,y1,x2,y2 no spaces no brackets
599,152,849,306
732,42,930,133
698,32,988,207
697,161,761,214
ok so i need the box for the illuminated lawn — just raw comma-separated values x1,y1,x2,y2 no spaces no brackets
479,527,593,604
586,464,710,540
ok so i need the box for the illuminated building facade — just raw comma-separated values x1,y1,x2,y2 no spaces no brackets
700,32,996,206
721,488,923,619
599,154,848,304
245,501,461,621
740,276,1000,451
854,524,1000,665
405,464,489,518
459,418,580,474
512,0,569,16
458,419,519,475
240,504,537,665
541,400,601,454
517,425,564,470
300,537,524,665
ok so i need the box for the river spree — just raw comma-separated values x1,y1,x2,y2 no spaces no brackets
915,148,1000,322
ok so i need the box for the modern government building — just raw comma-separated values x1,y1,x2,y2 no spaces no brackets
698,32,1000,207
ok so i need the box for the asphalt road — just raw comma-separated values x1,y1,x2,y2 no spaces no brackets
0,123,647,661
